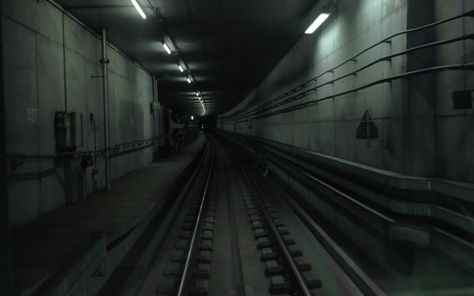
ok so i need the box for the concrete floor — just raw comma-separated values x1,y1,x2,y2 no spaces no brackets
11,136,205,295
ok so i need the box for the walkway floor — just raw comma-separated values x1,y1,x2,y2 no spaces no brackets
11,135,206,294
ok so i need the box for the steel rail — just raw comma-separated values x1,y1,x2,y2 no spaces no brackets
230,148,312,296
99,140,210,295
230,134,395,235
238,133,474,236
176,146,215,296
227,135,388,296
283,193,387,296
260,133,472,229
225,10,474,121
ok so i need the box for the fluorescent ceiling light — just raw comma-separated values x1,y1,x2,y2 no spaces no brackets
187,77,192,84
305,13,330,34
130,0,146,19
178,65,184,72
163,43,171,54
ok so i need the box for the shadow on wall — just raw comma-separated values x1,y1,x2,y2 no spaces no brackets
116,100,146,143
111,100,150,180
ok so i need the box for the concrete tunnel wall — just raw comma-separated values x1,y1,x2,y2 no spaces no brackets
219,0,474,183
3,0,155,225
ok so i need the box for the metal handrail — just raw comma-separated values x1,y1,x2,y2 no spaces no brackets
224,10,474,122
6,137,158,161
176,146,215,296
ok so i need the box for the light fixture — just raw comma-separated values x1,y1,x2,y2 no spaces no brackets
305,13,330,34
195,92,200,97
187,77,192,84
178,65,184,72
162,43,172,55
130,0,146,19
190,115,195,121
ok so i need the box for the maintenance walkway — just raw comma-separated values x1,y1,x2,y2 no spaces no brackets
11,135,206,296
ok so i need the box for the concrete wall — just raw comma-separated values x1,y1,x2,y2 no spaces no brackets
3,0,154,225
433,0,474,181
220,0,474,183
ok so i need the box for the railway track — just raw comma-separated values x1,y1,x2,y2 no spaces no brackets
221,133,474,295
102,134,474,296
127,136,364,296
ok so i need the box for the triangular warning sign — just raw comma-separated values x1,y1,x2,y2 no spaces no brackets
356,111,379,139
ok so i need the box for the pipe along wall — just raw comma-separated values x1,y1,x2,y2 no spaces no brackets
2,0,156,225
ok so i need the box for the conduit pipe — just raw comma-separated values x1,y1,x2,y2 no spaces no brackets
152,77,160,159
153,77,159,144
101,29,111,191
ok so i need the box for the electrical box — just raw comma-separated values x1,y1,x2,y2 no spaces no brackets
55,111,77,153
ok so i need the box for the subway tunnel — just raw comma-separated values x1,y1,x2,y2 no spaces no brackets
1,0,474,295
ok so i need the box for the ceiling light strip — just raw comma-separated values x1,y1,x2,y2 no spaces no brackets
130,0,147,19
305,13,330,34
163,43,172,54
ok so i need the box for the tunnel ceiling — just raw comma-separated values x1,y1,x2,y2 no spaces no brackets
56,0,318,115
